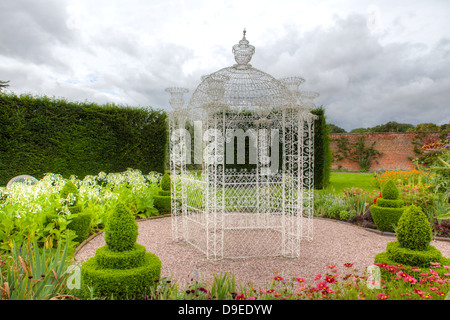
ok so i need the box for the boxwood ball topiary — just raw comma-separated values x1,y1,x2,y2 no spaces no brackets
396,205,432,251
104,203,138,252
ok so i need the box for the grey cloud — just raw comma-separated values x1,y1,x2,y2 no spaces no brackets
0,0,73,67
251,14,450,131
1,3,449,131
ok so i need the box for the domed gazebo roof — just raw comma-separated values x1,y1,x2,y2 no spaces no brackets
187,30,300,115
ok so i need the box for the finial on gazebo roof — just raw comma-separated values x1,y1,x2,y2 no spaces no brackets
232,28,255,69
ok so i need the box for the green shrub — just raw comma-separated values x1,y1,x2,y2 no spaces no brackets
80,202,161,299
0,93,167,185
381,180,400,200
376,198,404,208
370,206,405,232
158,190,171,196
80,251,161,299
153,196,171,215
68,212,92,243
160,173,171,191
95,243,147,270
104,203,138,252
311,107,332,190
396,205,432,251
370,180,405,232
385,241,442,267
339,210,349,221
60,180,79,206
374,251,450,279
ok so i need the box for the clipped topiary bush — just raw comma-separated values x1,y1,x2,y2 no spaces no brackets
381,180,400,200
374,204,450,279
104,203,138,252
370,180,405,232
396,205,432,251
160,172,171,191
153,196,171,215
80,202,161,299
158,190,171,196
384,241,442,267
68,212,92,243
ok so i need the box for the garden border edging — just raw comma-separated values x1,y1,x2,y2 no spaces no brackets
314,216,450,242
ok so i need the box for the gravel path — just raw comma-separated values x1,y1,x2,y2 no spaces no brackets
74,216,450,290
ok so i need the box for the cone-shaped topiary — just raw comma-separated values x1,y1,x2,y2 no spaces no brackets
370,180,405,232
381,180,400,200
80,202,161,299
104,202,138,252
160,172,171,191
396,205,432,251
374,204,449,273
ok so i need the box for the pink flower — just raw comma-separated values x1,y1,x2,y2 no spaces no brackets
377,293,389,300
297,285,307,292
327,265,336,269
387,265,398,273
396,271,410,279
414,288,425,295
246,296,256,300
430,262,441,268
295,277,306,283
404,276,417,284
314,274,322,281
273,276,284,281
429,287,438,291
317,281,329,291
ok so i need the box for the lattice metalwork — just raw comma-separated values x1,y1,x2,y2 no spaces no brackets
166,30,319,260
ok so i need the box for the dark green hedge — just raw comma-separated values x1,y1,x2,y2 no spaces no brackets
0,93,167,185
311,107,332,190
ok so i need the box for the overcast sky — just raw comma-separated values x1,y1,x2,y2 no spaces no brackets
1,0,449,131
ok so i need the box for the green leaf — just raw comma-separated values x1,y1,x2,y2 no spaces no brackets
437,212,450,220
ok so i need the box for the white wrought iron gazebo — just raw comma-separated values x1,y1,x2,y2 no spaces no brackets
166,30,319,260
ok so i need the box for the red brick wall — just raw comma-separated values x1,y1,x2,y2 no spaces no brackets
329,132,441,172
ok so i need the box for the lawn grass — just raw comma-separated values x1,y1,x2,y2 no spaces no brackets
319,172,379,195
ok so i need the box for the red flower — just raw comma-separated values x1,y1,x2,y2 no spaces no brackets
325,275,337,284
235,293,245,300
344,263,354,268
273,276,284,281
374,193,382,204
